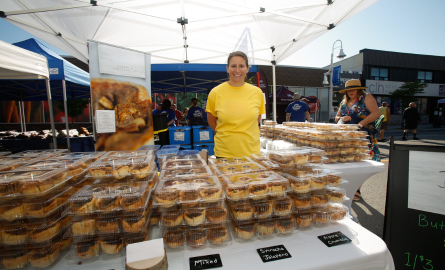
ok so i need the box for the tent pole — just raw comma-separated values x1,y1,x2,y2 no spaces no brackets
45,78,58,149
18,101,24,132
42,101,46,123
21,101,27,132
272,64,277,123
90,97,96,152
62,80,71,152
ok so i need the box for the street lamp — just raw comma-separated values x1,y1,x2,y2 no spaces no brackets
327,40,346,121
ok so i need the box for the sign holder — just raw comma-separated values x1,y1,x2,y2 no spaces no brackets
383,138,445,270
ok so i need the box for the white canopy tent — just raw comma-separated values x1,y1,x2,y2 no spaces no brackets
1,0,379,121
0,39,58,148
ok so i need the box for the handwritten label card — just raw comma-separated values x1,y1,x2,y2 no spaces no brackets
318,231,352,248
174,131,185,141
189,254,222,270
257,245,292,263
199,131,210,141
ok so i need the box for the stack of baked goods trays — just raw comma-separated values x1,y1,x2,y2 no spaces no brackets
0,149,88,269
260,122,372,163
153,154,231,249
64,150,158,263
250,149,350,230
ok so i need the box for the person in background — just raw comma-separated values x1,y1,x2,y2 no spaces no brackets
171,104,183,127
402,102,422,140
378,102,390,142
152,103,162,114
301,97,309,105
152,99,176,127
335,79,381,201
180,107,189,126
206,51,265,157
285,93,310,122
329,106,338,123
187,98,204,126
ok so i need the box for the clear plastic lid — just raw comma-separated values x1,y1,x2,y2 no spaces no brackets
23,186,74,220
325,187,346,203
289,192,312,209
313,207,331,225
263,120,277,126
162,154,202,163
68,182,149,214
327,203,349,221
324,148,340,156
212,162,266,177
178,150,200,156
222,171,289,200
161,159,207,170
87,159,153,180
0,169,71,199
57,151,106,161
14,157,91,172
159,166,213,181
232,216,298,238
0,151,11,156
105,150,153,158
208,157,253,167
137,144,161,152
267,150,310,167
250,153,268,161
8,149,67,158
161,201,228,227
156,149,179,162
153,177,223,208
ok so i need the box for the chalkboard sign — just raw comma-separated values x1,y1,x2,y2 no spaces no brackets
256,245,292,263
383,139,445,270
189,254,222,270
317,231,352,247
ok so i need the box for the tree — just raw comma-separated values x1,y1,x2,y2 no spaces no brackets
389,81,427,109
56,99,90,124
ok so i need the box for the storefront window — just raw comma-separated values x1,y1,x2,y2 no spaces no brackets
417,71,432,83
370,67,389,81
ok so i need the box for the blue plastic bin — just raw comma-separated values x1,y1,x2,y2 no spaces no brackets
177,144,192,150
192,125,214,143
193,143,215,156
169,126,192,145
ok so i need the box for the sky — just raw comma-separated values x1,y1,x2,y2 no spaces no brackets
0,0,444,68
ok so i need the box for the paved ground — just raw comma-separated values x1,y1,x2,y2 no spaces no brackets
350,123,445,238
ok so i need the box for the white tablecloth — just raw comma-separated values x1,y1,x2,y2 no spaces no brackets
324,161,385,213
54,219,394,270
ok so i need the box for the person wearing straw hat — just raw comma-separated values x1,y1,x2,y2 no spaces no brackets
285,93,310,123
335,79,381,201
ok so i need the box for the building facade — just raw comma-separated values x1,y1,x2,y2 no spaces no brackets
329,49,445,124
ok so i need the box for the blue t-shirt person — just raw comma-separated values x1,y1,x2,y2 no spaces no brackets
153,109,177,127
285,100,309,122
187,106,204,126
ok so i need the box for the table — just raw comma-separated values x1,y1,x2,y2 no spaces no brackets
53,219,394,270
0,137,95,152
324,161,385,213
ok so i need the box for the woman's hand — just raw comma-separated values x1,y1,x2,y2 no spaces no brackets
341,116,352,122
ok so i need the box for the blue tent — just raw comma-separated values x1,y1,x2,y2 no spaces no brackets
0,38,90,101
151,63,258,93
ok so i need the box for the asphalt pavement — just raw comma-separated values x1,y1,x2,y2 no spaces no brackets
350,123,445,238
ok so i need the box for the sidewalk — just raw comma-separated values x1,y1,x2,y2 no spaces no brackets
387,123,445,131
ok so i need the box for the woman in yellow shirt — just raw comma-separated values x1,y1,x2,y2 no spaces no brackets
205,51,265,157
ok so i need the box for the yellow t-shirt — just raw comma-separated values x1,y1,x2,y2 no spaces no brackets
205,82,265,157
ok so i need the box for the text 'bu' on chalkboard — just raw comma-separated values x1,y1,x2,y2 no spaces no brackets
318,231,352,247
189,254,222,270
257,244,292,263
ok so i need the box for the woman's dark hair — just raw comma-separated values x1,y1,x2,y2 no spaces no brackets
227,51,249,67
227,51,249,82
191,98,198,106
161,99,172,110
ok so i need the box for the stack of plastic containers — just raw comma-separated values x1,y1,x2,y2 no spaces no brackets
64,151,155,263
0,166,75,269
192,125,215,156
261,123,372,163
154,154,231,249
207,157,298,241
251,148,350,229
0,149,67,172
